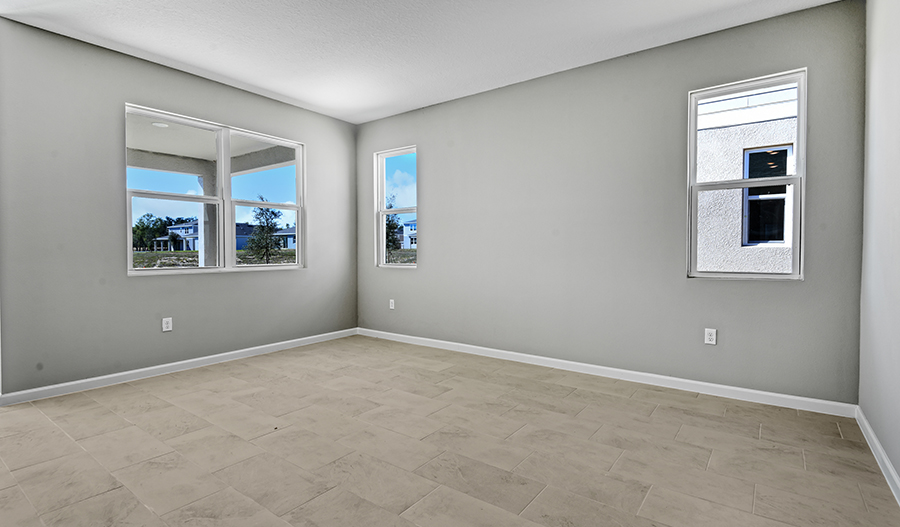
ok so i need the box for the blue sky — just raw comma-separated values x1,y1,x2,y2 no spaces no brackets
385,152,416,209
129,165,297,226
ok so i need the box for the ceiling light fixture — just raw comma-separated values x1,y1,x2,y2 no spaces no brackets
151,122,169,128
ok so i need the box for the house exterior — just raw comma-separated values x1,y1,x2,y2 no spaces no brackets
154,221,291,251
275,226,297,249
401,219,417,249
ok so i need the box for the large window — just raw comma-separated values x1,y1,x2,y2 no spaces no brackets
126,105,303,274
376,146,417,267
687,70,806,279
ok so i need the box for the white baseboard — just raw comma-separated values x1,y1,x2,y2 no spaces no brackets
0,328,357,406
856,407,900,506
358,328,859,418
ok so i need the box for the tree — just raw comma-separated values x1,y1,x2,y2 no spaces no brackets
245,195,283,264
384,194,402,262
167,231,181,251
132,213,167,251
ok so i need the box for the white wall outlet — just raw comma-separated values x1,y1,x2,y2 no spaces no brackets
389,299,395,310
162,317,173,332
704,328,717,345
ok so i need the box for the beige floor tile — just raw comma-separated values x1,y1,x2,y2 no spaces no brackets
162,487,291,526
513,451,648,514
231,385,314,417
338,425,442,471
301,389,382,417
204,403,288,440
553,372,639,397
332,364,398,383
167,426,265,472
192,375,262,396
593,424,712,469
492,373,577,399
282,487,417,527
631,388,726,416
215,453,332,516
803,449,887,487
859,482,900,524
49,404,131,440
40,486,167,527
745,407,843,437
400,484,542,527
127,404,211,441
99,390,172,418
318,376,391,398
637,486,787,527
0,406,56,438
112,451,226,516
0,402,32,414
434,388,520,415
610,453,755,512
494,363,569,383
382,363,456,384
708,449,868,510
313,452,438,514
578,405,682,439
502,404,602,439
83,382,144,403
393,356,455,372
422,425,534,471
754,484,877,527
14,451,121,515
252,426,354,471
0,463,15,490
498,389,587,416
32,393,102,418
167,389,239,416
415,451,545,514
509,425,623,470
0,426,82,471
0,485,42,527
367,388,450,416
674,425,803,469
566,387,659,416
438,372,518,398
429,403,526,439
376,373,453,398
78,425,173,471
280,404,369,441
651,404,761,439
521,485,664,527
356,405,445,439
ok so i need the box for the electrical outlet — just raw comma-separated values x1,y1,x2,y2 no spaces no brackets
389,299,395,310
704,328,716,345
162,317,173,332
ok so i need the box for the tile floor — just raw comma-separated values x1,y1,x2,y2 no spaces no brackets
1,335,898,526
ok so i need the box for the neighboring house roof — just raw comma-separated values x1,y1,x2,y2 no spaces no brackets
275,226,295,236
235,222,255,236
170,220,199,228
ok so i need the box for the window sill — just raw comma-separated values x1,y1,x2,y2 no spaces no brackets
128,264,302,277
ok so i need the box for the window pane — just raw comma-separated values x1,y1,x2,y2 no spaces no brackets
235,205,297,265
131,197,218,268
384,212,416,264
231,134,297,204
384,152,417,209
126,113,218,196
696,83,797,183
747,198,785,243
696,188,792,273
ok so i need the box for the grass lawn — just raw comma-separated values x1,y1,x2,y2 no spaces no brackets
133,249,296,268
386,249,417,264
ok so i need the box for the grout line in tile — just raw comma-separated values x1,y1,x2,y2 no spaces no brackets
705,450,713,471
635,483,652,517
503,423,528,441
857,482,871,513
752,484,757,514
801,449,807,471
837,422,846,440
517,483,548,516
509,451,535,473
608,449,626,473
397,482,443,516
758,423,762,440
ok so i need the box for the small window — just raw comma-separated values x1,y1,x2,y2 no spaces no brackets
126,106,304,274
375,146,417,267
688,70,806,279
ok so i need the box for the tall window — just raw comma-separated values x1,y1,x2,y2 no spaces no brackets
375,146,417,267
687,70,806,279
126,105,303,274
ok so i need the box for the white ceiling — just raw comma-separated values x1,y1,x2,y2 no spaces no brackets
0,0,837,124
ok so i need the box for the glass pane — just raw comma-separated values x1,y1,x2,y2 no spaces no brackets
696,83,797,183
131,197,218,268
747,198,785,243
747,149,788,179
384,152,417,209
231,133,297,204
696,188,791,273
235,205,297,265
384,212,416,265
126,113,218,196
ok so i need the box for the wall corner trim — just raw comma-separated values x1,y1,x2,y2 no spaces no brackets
856,406,900,506
0,328,357,406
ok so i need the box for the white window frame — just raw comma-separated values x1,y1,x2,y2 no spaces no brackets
687,69,806,280
742,145,794,246
126,105,305,275
375,146,417,268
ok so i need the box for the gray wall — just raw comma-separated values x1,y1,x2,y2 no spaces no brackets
357,1,866,403
0,19,358,393
860,0,900,485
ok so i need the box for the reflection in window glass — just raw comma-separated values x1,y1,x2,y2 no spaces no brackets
384,152,417,209
234,205,297,265
131,197,218,268
230,134,297,204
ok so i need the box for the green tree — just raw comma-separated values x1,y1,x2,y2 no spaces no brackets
384,194,402,262
245,195,283,264
167,231,181,251
132,213,167,251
